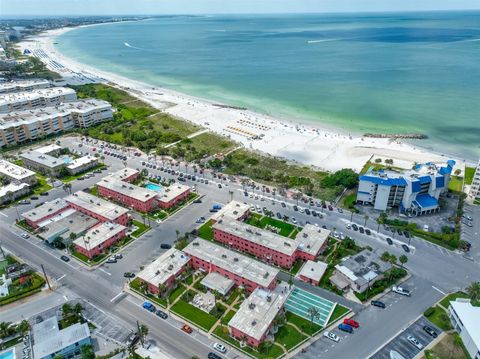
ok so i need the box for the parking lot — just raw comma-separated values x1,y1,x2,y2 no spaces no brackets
370,316,442,359
461,204,479,257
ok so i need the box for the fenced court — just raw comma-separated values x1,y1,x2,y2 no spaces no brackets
284,287,336,327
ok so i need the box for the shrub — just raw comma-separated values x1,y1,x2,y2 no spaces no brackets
424,307,435,317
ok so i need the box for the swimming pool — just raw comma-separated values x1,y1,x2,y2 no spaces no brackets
144,183,162,191
0,348,15,359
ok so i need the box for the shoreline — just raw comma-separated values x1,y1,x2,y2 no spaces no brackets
16,25,470,174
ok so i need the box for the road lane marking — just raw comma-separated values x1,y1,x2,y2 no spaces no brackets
57,274,66,281
110,292,125,302
0,212,8,218
63,295,68,301
98,268,111,276
432,286,446,295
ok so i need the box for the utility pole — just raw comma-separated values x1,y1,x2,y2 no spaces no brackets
41,264,52,291
0,242,5,259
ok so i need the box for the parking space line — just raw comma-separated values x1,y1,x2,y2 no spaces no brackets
98,267,111,276
431,286,446,295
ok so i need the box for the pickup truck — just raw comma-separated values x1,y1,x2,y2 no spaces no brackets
392,286,411,296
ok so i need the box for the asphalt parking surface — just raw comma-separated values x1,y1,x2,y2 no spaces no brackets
370,316,442,359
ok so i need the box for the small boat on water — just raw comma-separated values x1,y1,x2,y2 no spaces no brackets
390,350,406,359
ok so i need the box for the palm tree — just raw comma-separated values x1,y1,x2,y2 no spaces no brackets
467,282,480,302
307,307,320,329
138,324,149,346
175,230,180,242
73,303,84,318
0,321,12,338
288,275,294,289
62,303,73,318
399,255,408,268
17,320,30,336
363,214,369,227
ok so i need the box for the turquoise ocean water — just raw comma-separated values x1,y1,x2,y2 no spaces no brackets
55,12,480,160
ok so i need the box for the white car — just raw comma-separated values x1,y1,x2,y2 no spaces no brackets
299,208,305,213
392,286,411,296
291,217,297,224
212,342,227,353
407,335,423,350
346,223,351,229
323,331,340,342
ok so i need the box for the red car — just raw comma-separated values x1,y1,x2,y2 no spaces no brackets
343,318,359,328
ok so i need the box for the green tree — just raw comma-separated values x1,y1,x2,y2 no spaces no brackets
0,322,13,338
399,255,408,268
17,320,30,335
62,303,73,318
307,307,320,329
138,324,149,346
80,344,95,359
467,282,480,302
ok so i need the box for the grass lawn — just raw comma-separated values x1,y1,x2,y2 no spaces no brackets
226,287,241,305
245,213,300,238
286,312,322,336
424,306,452,331
213,325,285,359
0,336,23,350
327,304,350,326
129,278,167,308
168,285,187,304
32,174,53,195
290,260,303,275
423,333,470,359
341,191,359,213
169,132,237,162
439,292,471,309
0,272,46,307
197,220,214,241
171,299,218,331
72,251,108,265
131,220,151,238
275,324,307,350
449,176,463,192
465,166,476,185
15,220,35,233
220,310,237,325
164,192,199,215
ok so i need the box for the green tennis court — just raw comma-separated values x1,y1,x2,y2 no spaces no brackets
284,287,336,327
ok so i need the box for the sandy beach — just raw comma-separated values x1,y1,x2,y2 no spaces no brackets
17,26,466,174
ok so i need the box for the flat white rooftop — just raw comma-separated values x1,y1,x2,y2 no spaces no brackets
184,238,279,288
0,87,75,104
20,150,65,169
137,248,190,287
200,272,235,296
0,79,50,93
211,200,250,222
0,99,111,129
110,167,139,181
98,176,157,203
449,299,480,351
297,260,328,282
0,159,35,181
213,218,298,256
65,191,129,221
22,198,69,223
34,143,62,155
74,222,126,251
0,182,29,197
157,183,190,203
39,209,99,242
296,224,330,257
66,155,97,170
228,281,290,341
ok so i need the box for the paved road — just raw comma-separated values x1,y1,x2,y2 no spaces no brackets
2,135,480,359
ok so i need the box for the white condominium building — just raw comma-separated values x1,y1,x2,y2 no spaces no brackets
468,161,480,203
0,99,113,148
357,160,455,216
0,79,50,94
0,87,77,113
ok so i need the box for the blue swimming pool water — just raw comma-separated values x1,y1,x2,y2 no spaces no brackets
145,183,162,191
0,349,14,359
62,156,73,164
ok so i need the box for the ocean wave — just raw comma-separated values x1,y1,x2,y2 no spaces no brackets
306,39,339,44
124,42,144,50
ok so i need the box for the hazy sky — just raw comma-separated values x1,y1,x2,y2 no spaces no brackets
2,0,480,16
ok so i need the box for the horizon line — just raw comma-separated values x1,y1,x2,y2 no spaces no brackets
2,8,480,19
